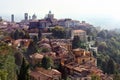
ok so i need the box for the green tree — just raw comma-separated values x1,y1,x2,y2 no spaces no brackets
12,29,25,39
113,73,120,80
91,74,101,80
0,42,17,80
87,36,91,42
32,36,38,44
23,30,30,39
14,52,23,66
27,41,37,55
52,26,66,39
13,29,22,39
58,63,67,80
94,41,99,47
86,27,98,37
98,42,107,51
41,56,53,69
72,36,80,49
11,29,30,40
97,30,108,39
17,58,29,80
38,30,42,40
0,69,8,80
41,47,50,53
101,61,107,73
106,58,115,74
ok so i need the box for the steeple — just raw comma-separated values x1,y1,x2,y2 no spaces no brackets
32,14,37,20
49,11,51,14
46,11,54,20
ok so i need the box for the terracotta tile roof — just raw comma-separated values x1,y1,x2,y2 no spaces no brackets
30,70,52,80
35,67,61,76
73,48,85,52
64,61,103,77
13,39,31,48
40,38,50,43
40,43,51,48
30,67,61,80
30,53,43,59
72,30,86,33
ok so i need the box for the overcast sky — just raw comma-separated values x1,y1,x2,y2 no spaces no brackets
0,0,120,29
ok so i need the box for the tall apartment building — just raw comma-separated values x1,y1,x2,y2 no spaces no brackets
0,16,2,21
11,14,14,22
24,13,28,21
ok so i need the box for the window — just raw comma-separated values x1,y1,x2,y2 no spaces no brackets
82,59,85,63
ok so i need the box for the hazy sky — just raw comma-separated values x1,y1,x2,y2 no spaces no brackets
0,0,120,29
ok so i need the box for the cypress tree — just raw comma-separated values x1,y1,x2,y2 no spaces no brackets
106,58,115,74
38,30,42,40
17,58,29,80
72,36,81,49
27,41,37,55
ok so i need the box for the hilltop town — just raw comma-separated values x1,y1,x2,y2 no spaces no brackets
1,11,120,80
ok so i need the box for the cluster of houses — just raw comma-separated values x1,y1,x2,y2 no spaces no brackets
0,28,113,80
9,11,90,30
28,11,80,29
29,37,113,80
21,38,109,80
0,11,113,80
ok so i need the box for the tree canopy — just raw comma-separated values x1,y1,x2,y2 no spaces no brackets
52,26,66,39
72,36,86,49
17,58,29,80
0,42,16,80
41,56,53,69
